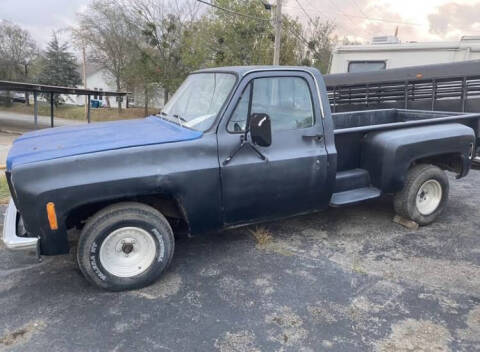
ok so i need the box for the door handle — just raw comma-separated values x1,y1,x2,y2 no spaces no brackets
302,133,324,142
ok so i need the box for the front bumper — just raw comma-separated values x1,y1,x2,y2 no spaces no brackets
2,199,38,252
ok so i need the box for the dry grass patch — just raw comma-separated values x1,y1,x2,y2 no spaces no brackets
0,174,10,204
249,226,273,247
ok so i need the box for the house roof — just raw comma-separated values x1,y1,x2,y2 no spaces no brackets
334,37,480,53
324,60,480,87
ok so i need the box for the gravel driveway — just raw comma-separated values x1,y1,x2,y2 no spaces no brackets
0,172,479,351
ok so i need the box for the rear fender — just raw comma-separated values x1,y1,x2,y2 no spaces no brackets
361,123,475,193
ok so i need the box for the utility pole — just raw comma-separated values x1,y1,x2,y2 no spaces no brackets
82,46,88,120
273,0,282,65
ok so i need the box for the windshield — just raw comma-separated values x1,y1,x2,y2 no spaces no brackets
161,72,236,131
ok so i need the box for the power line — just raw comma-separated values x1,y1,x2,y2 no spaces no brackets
322,0,377,38
196,0,269,22
284,2,421,26
294,0,316,28
349,0,370,19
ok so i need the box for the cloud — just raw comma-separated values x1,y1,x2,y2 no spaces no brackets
0,0,89,48
428,2,480,36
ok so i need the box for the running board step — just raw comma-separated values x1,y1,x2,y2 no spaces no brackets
334,168,370,193
330,187,381,207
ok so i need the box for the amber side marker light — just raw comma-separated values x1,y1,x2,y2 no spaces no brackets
46,202,58,230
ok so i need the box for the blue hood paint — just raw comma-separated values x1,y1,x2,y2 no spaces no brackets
6,116,202,170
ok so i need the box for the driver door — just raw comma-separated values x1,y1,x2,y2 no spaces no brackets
217,71,330,226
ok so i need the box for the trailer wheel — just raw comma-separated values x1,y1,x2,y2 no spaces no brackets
77,202,174,291
394,164,449,226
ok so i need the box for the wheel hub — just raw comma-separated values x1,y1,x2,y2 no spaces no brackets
416,179,442,216
99,227,156,278
121,242,134,255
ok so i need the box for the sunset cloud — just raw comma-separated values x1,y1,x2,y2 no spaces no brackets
1,0,479,48
284,0,480,43
428,2,480,38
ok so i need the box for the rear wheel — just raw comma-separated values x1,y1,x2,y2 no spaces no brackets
393,164,449,225
77,202,174,291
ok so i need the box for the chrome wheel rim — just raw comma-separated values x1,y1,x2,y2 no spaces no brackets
99,227,156,278
416,179,442,216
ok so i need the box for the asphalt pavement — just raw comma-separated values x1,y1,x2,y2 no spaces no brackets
0,111,82,133
0,111,84,165
0,172,479,351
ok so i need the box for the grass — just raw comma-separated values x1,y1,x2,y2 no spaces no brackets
0,174,10,204
0,103,158,122
249,226,273,247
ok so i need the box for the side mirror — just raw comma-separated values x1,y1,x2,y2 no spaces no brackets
249,113,272,147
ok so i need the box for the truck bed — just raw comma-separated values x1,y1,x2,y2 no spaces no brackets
332,108,471,132
332,108,480,172
329,108,480,206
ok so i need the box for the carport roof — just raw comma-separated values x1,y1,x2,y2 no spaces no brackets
0,80,128,97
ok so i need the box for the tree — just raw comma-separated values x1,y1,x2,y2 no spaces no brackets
0,20,39,104
72,0,339,108
124,0,204,101
129,0,308,96
124,47,161,116
205,0,274,66
302,19,338,73
74,0,139,112
38,33,82,105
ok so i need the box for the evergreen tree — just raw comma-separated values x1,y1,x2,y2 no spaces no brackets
38,33,82,104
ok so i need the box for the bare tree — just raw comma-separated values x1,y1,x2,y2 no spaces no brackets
0,20,38,104
121,0,203,101
301,19,338,74
74,1,139,112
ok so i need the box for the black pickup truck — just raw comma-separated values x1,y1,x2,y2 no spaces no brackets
3,66,479,291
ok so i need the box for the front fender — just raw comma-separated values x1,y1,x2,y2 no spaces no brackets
10,135,222,255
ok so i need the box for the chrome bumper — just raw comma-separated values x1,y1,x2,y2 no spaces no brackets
2,199,38,251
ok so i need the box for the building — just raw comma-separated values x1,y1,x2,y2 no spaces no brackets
68,64,165,109
330,36,480,74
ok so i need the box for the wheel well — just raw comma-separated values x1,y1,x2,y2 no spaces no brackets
411,152,464,175
65,195,189,235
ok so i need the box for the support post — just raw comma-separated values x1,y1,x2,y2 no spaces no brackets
33,91,38,129
87,95,91,123
273,0,282,65
366,84,369,107
461,77,467,112
82,46,89,121
332,87,336,113
50,92,54,128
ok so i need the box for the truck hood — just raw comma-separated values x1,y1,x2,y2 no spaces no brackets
6,116,202,171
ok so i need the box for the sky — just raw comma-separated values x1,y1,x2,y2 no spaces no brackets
1,0,480,49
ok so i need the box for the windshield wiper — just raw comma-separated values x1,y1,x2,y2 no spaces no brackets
173,114,187,127
159,112,187,127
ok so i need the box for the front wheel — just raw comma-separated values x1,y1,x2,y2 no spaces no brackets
77,202,174,291
393,164,449,226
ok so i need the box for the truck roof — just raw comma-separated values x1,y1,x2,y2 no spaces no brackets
194,66,320,77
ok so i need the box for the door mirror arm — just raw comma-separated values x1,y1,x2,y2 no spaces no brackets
222,134,268,166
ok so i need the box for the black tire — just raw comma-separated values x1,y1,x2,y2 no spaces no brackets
76,202,174,291
393,164,449,226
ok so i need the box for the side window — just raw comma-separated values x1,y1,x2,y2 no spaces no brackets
227,76,314,132
348,61,386,73
227,83,251,132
